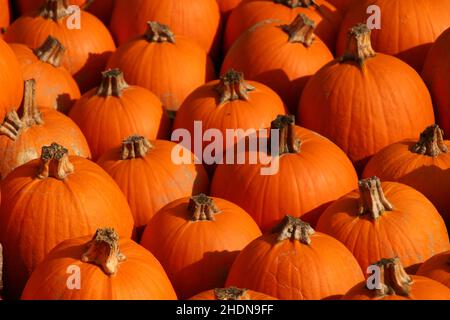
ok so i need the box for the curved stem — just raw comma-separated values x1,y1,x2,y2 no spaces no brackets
372,257,413,297
215,69,255,105
97,69,129,97
274,0,317,8
281,14,316,46
188,194,220,221
340,23,376,66
358,177,393,219
145,21,176,43
34,36,66,68
37,143,75,180
214,287,250,300
276,215,315,244
121,135,153,160
40,0,71,21
271,115,301,155
410,124,448,157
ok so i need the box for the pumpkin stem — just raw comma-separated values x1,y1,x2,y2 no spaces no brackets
188,194,220,221
145,21,176,43
34,36,66,68
121,135,154,160
358,177,393,219
97,69,129,97
274,0,317,8
37,143,75,180
281,14,316,46
81,228,127,276
271,115,301,155
215,69,255,105
410,124,449,157
214,287,250,300
0,80,44,141
340,23,376,66
276,215,315,244
40,0,71,21
372,257,413,297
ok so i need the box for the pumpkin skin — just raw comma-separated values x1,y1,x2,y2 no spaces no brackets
422,28,450,138
224,0,342,53
190,287,276,300
336,0,450,72
140,194,262,300
107,22,215,112
217,0,243,20
298,24,435,172
10,37,81,114
22,228,177,300
226,216,364,300
327,0,356,11
0,0,10,37
416,250,450,288
317,178,450,275
97,136,210,237
69,69,170,160
0,143,134,298
222,14,333,113
4,0,116,92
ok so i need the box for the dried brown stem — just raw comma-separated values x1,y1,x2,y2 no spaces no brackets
358,177,393,219
214,287,250,300
145,21,176,43
121,135,153,160
97,69,129,97
340,23,376,66
188,194,220,221
274,0,317,8
372,257,413,297
34,36,66,68
281,14,316,46
37,143,75,180
215,69,255,105
410,124,449,157
271,115,301,155
276,215,315,244
40,0,72,20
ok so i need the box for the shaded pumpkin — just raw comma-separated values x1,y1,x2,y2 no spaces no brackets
190,287,276,300
211,115,358,231
140,194,262,299
222,14,333,113
342,257,450,300
327,0,356,11
10,36,80,114
416,250,450,288
0,143,134,298
107,21,215,112
216,0,243,20
0,79,90,180
298,24,435,172
69,69,170,160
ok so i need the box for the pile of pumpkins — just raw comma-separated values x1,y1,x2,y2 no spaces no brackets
0,0,449,300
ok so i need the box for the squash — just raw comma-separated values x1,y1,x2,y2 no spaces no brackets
0,0,10,38
417,250,450,288
190,287,276,300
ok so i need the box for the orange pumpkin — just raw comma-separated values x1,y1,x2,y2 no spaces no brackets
97,136,209,237
107,22,215,112
0,143,134,298
217,0,243,20
342,257,450,300
5,0,116,92
140,194,262,299
336,0,450,72
222,14,333,113
317,177,449,274
10,36,80,114
298,24,435,172
363,125,450,227
211,115,358,231
417,250,450,288
190,287,276,300
0,0,10,37
0,79,90,180
226,216,364,300
224,0,342,52
69,69,170,160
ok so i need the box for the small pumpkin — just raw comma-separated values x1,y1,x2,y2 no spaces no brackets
97,136,209,237
0,79,90,180
226,216,364,300
317,177,449,274
22,227,177,300
298,24,435,172
416,250,450,288
222,14,333,113
107,21,215,112
190,287,276,300
342,257,450,300
140,194,262,299
10,36,80,114
0,143,134,298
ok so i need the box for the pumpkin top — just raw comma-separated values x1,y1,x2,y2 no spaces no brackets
37,142,74,180
271,115,301,155
81,227,127,276
121,135,154,160
215,69,256,105
145,21,176,44
372,257,413,298
34,36,66,68
410,124,449,157
274,0,316,8
96,69,130,97
214,287,250,300
275,215,315,244
40,0,72,21
188,194,220,221
340,23,376,66
281,14,316,46
358,177,393,219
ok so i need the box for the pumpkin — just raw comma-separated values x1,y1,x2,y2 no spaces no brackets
110,0,221,59
4,0,116,92
22,227,177,300
0,0,10,37
211,115,358,231
327,0,355,11
417,250,450,288
342,257,450,300
422,28,450,137
69,69,170,160
0,38,23,121
140,194,262,299
298,24,435,172
224,0,342,53
226,216,364,300
10,36,80,114
317,177,449,274
336,0,450,72
97,136,209,238
0,142,134,298
217,0,243,20
363,125,450,227
0,79,90,180
190,287,276,300
16,0,85,14
107,22,215,112
222,14,333,113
